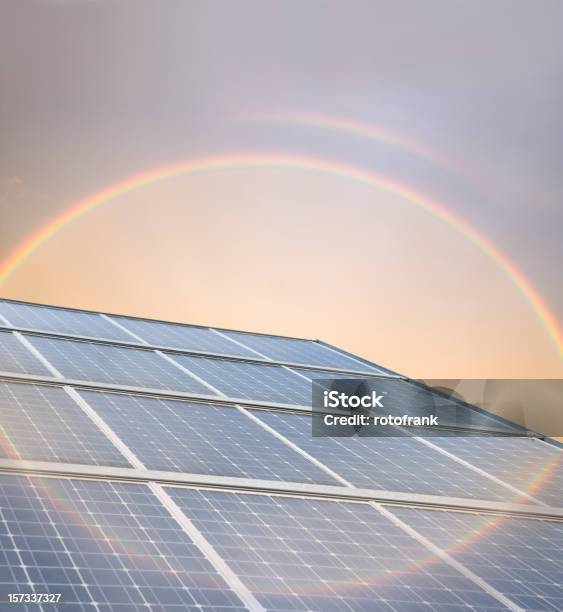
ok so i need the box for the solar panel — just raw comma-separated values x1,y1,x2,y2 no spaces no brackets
167,488,510,611
171,355,312,405
0,331,50,376
109,316,260,357
78,390,339,485
0,475,247,610
221,331,387,372
0,382,130,467
2,298,559,612
389,506,563,611
254,411,530,503
23,335,217,395
0,301,133,341
429,436,563,507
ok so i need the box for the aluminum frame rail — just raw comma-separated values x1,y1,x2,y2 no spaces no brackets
0,371,537,437
1,459,562,520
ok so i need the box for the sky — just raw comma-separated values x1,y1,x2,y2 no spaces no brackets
1,0,562,378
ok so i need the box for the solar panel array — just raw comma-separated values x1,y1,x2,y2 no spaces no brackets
25,335,217,395
0,475,247,611
79,391,338,485
429,435,563,508
0,382,131,467
167,488,510,611
0,300,133,341
254,412,529,502
388,507,563,611
220,330,387,373
0,331,51,376
110,316,259,358
171,354,314,405
0,298,561,611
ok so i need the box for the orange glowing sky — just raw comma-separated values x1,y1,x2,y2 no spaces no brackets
2,166,561,379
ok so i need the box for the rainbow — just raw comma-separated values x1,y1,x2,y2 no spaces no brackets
0,153,561,358
244,111,465,178
522,450,563,498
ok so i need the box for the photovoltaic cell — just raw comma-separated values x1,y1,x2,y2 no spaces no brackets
389,506,563,612
24,335,217,395
79,390,339,485
0,475,247,611
167,488,509,611
254,411,527,503
0,382,130,467
222,330,388,373
429,436,563,507
172,355,312,405
109,316,259,357
0,301,133,341
0,331,50,376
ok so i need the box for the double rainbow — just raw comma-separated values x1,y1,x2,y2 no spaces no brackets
0,153,561,358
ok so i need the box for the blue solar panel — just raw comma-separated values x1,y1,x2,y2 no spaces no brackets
108,316,259,357
0,382,131,467
167,488,510,611
24,335,217,395
171,355,312,405
0,475,247,611
1,298,558,612
0,301,133,341
79,390,339,485
0,331,50,376
429,436,563,507
390,506,563,612
254,411,530,503
222,331,387,372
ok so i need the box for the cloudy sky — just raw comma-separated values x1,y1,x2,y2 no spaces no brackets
1,0,562,377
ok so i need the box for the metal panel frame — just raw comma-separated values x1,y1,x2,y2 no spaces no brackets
0,371,541,436
0,371,309,410
1,372,556,511
0,324,395,377
4,300,556,444
0,297,329,343
0,371,543,438
316,338,399,375
0,459,561,520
